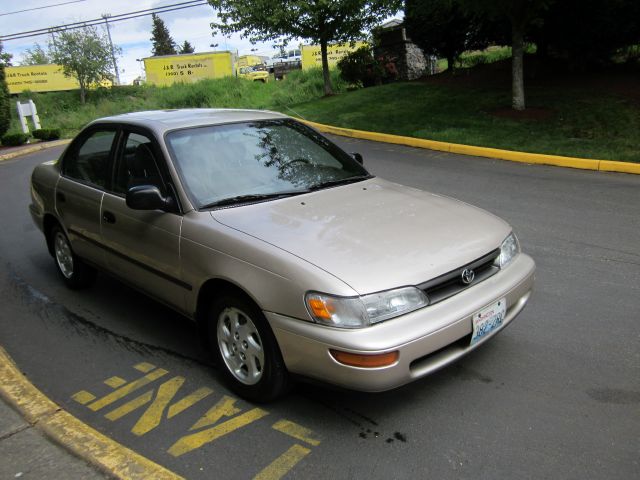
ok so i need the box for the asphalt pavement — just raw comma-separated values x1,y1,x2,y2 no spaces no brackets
0,138,638,480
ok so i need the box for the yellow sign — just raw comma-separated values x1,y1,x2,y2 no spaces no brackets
301,42,368,70
143,52,234,86
6,64,80,94
6,64,112,94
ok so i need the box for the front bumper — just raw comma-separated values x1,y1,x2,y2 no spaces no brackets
267,253,535,392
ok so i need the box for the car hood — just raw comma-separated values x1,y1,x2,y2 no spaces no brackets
211,178,511,294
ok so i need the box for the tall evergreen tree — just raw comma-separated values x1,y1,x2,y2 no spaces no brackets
179,40,195,54
151,13,177,56
0,41,11,137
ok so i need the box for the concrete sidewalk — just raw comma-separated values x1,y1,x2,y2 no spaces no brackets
0,399,106,479
0,139,70,163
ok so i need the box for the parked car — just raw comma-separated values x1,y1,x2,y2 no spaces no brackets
29,109,535,401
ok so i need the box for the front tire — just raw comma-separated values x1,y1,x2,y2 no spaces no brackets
51,224,96,289
208,292,289,402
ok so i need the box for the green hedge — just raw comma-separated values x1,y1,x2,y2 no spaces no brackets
1,133,29,146
32,128,61,141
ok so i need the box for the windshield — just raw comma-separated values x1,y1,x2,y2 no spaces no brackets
166,119,370,208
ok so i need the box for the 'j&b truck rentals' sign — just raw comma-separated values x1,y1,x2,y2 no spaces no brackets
143,52,234,86
301,42,367,70
6,64,80,94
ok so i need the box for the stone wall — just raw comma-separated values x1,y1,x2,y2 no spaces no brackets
374,25,436,81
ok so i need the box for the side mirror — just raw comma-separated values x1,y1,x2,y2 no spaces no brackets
126,185,173,211
352,152,364,165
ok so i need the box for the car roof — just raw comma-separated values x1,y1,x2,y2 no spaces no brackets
89,108,290,135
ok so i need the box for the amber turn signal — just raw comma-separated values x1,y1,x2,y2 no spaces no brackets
329,349,399,368
308,298,333,320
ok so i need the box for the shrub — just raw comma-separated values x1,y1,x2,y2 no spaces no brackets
32,128,61,141
0,63,9,138
338,47,378,87
1,133,30,146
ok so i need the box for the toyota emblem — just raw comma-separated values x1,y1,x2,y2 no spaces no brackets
461,268,475,285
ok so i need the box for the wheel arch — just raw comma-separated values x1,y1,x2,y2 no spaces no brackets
43,214,61,257
194,278,267,339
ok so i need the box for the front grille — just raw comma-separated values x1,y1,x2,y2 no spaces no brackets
418,248,500,305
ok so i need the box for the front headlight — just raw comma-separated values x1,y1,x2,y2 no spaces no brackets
494,232,520,268
305,287,429,328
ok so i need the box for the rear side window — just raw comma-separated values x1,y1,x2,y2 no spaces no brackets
64,130,116,189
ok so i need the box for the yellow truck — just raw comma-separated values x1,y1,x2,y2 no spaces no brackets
237,65,269,83
237,54,265,69
143,51,234,86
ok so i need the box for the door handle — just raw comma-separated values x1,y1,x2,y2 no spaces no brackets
56,192,66,203
102,210,116,224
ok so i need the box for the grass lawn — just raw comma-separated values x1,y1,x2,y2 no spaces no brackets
8,59,639,162
293,59,640,162
8,69,346,139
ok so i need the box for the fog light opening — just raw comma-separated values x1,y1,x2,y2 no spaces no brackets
329,349,399,368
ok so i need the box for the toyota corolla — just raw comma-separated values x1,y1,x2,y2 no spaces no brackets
29,109,535,401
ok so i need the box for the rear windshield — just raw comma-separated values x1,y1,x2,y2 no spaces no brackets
165,119,369,208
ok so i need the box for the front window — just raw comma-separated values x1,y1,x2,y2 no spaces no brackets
166,119,370,208
112,132,165,195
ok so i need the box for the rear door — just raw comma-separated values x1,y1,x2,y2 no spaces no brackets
100,128,187,312
56,127,118,267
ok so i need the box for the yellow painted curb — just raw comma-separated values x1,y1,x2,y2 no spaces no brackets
598,160,640,175
300,119,640,175
0,139,71,162
0,346,184,480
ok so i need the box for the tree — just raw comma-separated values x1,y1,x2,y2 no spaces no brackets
535,0,640,68
179,40,195,54
49,25,118,104
0,41,12,67
208,0,401,95
151,13,177,56
21,43,51,65
405,0,494,72
0,41,11,138
462,0,552,110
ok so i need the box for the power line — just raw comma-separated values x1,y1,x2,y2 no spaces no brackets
1,0,209,41
0,0,90,18
1,0,207,39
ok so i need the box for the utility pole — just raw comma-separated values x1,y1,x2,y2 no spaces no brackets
101,13,120,85
49,29,58,56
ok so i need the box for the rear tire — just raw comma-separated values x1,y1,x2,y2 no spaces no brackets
51,224,96,289
208,292,289,402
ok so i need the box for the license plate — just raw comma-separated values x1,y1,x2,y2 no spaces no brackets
471,298,506,345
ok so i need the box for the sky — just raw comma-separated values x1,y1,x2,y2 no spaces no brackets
0,0,285,84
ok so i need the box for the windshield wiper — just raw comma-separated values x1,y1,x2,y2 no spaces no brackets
200,190,310,209
310,175,372,191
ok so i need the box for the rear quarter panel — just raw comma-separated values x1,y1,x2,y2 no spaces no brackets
29,160,61,232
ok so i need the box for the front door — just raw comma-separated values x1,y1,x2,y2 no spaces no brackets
100,130,186,312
